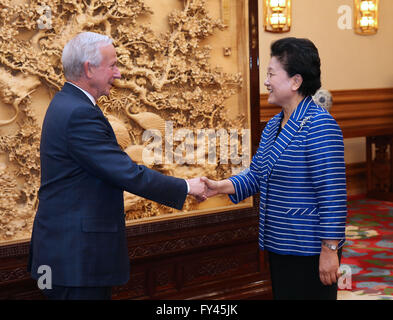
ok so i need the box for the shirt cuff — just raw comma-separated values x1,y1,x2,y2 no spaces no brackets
185,180,190,194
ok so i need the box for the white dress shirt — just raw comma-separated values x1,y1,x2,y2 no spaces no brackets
67,81,96,106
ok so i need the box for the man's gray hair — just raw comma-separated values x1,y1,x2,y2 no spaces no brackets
62,32,113,81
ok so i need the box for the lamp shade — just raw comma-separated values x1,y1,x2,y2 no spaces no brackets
354,0,379,35
263,0,291,33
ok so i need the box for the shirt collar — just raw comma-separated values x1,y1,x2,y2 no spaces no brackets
66,81,96,106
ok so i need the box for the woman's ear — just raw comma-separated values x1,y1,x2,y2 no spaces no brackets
291,74,303,91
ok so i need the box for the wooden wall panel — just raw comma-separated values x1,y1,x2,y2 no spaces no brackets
260,88,393,138
110,204,272,300
0,204,272,300
260,88,393,198
366,135,393,201
346,162,367,197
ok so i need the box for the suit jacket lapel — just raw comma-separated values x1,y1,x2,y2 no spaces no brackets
264,96,314,180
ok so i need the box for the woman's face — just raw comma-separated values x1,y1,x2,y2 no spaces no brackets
264,56,300,107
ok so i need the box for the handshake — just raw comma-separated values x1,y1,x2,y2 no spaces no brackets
185,177,235,202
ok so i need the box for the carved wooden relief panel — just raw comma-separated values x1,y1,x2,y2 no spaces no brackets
0,0,254,244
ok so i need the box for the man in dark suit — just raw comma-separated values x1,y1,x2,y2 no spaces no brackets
27,32,207,300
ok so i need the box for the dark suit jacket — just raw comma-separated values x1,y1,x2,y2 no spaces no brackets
28,83,187,287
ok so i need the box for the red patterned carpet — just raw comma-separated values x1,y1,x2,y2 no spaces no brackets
338,198,393,300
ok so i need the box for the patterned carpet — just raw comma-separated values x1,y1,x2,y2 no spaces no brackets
338,198,393,300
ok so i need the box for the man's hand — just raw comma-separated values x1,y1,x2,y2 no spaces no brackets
186,177,207,202
200,177,220,198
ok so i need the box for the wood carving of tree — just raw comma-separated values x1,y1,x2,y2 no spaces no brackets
108,0,243,130
0,0,246,236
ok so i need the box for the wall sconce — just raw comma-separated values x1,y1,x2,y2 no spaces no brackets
354,0,379,35
263,0,291,33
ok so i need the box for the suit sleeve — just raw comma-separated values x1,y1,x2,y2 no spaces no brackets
306,112,347,242
66,106,187,210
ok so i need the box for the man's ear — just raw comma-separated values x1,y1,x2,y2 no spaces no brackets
83,61,92,79
292,74,303,91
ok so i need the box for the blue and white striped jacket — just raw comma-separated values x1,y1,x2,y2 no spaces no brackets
229,96,347,256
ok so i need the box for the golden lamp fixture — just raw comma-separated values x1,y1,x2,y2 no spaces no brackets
354,0,379,35
263,0,291,33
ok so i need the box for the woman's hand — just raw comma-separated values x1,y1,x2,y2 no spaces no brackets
200,177,235,197
319,243,340,286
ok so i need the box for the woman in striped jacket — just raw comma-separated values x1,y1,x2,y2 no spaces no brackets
202,37,347,300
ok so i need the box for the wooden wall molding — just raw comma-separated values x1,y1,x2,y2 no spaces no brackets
128,224,258,259
260,88,393,138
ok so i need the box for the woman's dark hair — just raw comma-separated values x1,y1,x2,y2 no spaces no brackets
270,37,321,97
